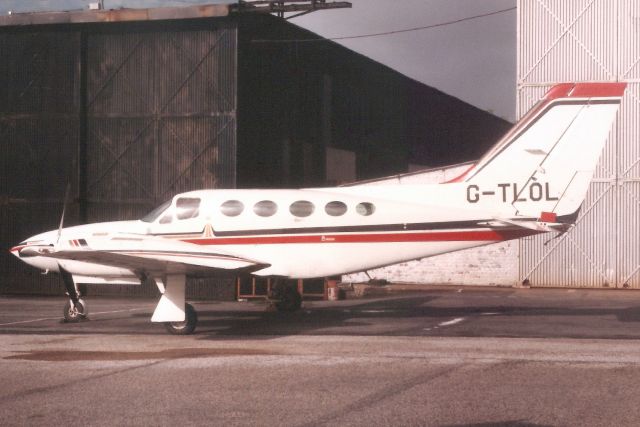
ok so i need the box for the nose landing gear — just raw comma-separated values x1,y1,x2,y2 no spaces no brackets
59,264,88,323
63,298,88,322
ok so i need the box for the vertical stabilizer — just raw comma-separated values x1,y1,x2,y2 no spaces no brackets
461,83,626,218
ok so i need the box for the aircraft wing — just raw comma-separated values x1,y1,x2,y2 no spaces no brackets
21,234,269,277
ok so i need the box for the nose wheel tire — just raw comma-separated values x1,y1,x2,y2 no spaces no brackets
164,303,198,335
63,299,88,323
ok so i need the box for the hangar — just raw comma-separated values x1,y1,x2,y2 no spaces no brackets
0,2,510,298
346,0,640,289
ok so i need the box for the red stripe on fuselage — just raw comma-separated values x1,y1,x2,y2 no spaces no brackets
182,229,538,246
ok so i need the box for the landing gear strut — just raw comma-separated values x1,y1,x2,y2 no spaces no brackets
59,264,88,322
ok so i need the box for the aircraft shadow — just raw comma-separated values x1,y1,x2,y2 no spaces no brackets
187,293,640,340
3,292,640,339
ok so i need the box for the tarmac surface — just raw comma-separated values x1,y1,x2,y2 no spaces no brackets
3,286,640,426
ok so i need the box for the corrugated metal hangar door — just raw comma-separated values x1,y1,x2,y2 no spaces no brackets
517,0,640,288
0,32,81,294
84,25,237,298
1,23,238,297
86,26,237,224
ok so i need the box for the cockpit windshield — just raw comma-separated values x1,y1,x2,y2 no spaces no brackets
140,200,172,223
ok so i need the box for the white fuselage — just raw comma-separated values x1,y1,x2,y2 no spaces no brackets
12,183,539,279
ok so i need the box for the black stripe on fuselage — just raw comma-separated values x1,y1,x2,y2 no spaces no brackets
212,220,493,237
151,219,522,238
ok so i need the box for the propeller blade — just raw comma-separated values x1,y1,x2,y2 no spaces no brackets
57,181,71,244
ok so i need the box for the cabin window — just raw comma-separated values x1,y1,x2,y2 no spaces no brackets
176,197,201,220
254,200,278,217
356,202,375,216
289,200,315,217
220,200,244,217
325,201,347,216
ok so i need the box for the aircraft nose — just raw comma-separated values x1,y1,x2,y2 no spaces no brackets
9,244,25,258
9,241,44,258
10,230,57,259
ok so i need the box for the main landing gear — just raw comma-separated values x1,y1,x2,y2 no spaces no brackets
152,274,198,335
164,303,198,335
269,280,302,312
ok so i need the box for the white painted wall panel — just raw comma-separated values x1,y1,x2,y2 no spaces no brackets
518,0,640,288
518,0,617,84
619,0,640,80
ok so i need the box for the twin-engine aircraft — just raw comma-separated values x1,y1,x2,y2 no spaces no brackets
10,82,627,334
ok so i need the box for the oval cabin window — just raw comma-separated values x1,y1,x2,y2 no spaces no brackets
289,200,315,217
220,200,244,217
356,202,375,216
325,201,347,216
254,200,278,217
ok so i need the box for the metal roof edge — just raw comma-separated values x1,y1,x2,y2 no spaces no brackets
0,4,230,27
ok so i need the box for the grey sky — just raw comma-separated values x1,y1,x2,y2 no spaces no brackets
0,0,517,120
292,0,516,121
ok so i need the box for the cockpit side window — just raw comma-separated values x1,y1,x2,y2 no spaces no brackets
176,197,201,220
141,200,172,223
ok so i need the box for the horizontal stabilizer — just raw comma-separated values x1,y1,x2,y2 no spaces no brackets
493,216,573,234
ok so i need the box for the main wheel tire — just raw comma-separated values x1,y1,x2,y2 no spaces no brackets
274,285,302,313
63,299,88,323
164,303,198,335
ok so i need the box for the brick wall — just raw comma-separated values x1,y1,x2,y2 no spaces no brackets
343,241,518,286
342,164,520,286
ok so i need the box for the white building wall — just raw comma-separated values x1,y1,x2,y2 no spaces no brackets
517,0,640,288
